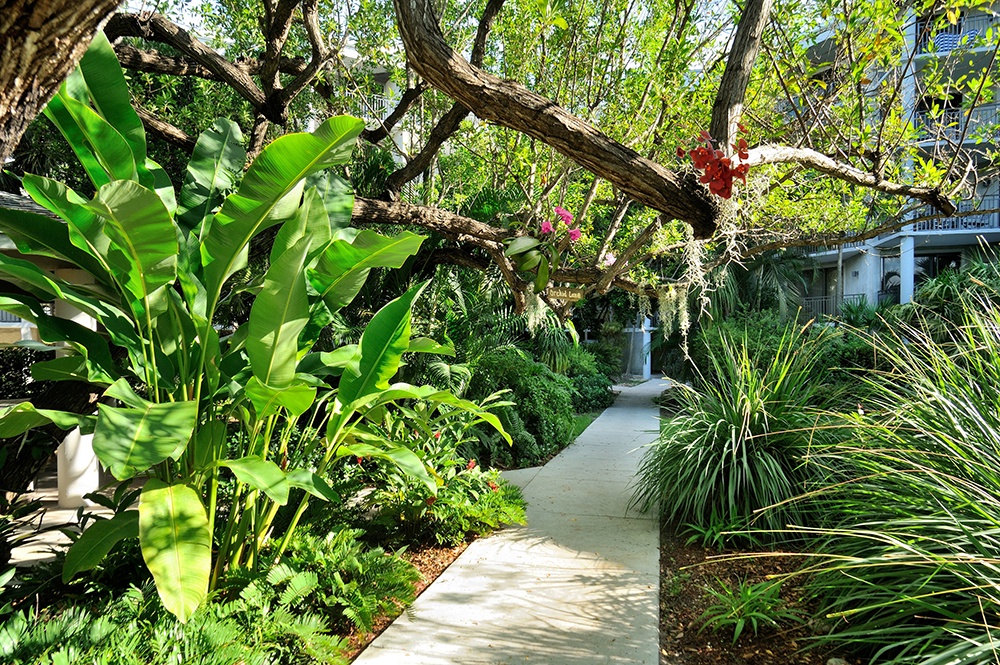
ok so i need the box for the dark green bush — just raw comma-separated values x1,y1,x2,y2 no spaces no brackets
469,348,575,465
565,346,616,412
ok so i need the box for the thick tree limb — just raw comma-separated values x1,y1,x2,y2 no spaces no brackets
106,12,271,117
709,0,775,151
0,0,121,162
746,145,956,214
382,0,507,196
136,107,195,150
392,0,720,238
353,197,510,243
113,43,310,80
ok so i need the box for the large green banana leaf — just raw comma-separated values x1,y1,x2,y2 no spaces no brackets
139,480,211,623
94,400,198,479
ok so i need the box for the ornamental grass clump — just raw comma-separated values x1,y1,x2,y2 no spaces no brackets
794,294,1000,664
631,324,835,537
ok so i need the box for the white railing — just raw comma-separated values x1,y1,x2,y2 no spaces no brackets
352,93,392,129
918,13,999,54
915,104,1000,144
911,195,1000,232
802,293,866,319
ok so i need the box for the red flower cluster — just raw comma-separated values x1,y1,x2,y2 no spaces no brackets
677,129,750,200
467,459,477,470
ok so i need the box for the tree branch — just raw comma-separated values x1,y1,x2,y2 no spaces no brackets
360,82,428,144
391,0,720,238
135,107,196,150
709,0,775,151
106,12,272,118
746,145,956,214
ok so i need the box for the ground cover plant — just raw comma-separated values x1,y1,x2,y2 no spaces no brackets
0,35,510,640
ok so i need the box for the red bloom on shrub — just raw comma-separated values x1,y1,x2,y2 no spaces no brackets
467,459,477,470
426,496,437,506
488,481,499,492
434,431,441,440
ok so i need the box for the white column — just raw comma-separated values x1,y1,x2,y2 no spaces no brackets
53,269,100,508
900,236,917,303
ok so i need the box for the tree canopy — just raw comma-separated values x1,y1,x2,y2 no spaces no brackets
3,0,995,308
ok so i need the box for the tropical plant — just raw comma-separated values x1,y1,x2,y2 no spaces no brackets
632,325,834,536
0,36,507,622
281,528,420,635
793,293,1000,664
699,578,800,644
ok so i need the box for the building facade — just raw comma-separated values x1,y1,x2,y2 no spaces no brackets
804,4,1000,318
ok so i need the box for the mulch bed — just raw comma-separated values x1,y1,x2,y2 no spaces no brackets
659,527,844,665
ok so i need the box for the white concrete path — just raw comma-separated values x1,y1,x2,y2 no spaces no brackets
354,378,666,665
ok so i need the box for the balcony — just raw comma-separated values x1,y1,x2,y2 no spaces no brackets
915,104,999,144
802,293,866,319
917,13,998,55
911,195,1000,232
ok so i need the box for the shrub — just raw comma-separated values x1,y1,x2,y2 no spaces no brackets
632,325,835,537
689,309,789,386
795,296,1000,664
469,347,575,465
699,579,801,644
565,346,616,412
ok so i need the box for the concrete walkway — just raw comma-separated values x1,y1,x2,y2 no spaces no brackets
354,377,666,665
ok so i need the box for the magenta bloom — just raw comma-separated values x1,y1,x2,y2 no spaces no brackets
568,228,582,242
540,220,554,234
554,206,573,225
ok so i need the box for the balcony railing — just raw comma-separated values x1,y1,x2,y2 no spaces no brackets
918,13,998,54
911,195,1000,232
352,94,392,129
915,104,1000,144
802,293,866,319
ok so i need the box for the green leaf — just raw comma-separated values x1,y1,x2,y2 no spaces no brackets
0,202,109,281
87,180,178,322
192,420,227,470
221,456,290,505
407,337,456,356
139,480,211,623
246,237,311,388
534,255,550,293
516,249,543,271
177,119,246,236
0,402,95,438
296,346,358,378
338,443,435,493
336,281,427,409
505,236,541,256
94,400,198,480
201,116,365,310
245,376,317,419
63,510,139,582
310,231,425,313
60,94,137,182
286,469,340,502
79,32,147,168
43,89,111,189
31,354,114,385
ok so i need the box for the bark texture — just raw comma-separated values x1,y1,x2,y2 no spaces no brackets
0,0,122,162
392,0,721,238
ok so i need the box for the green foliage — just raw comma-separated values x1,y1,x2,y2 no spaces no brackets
565,346,616,412
0,37,505,622
469,347,575,466
0,581,343,665
353,397,527,546
795,292,1000,664
282,529,419,635
632,326,835,537
699,579,800,644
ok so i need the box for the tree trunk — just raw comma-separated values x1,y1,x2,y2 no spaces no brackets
0,0,122,162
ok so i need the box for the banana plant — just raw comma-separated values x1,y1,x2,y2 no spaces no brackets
0,34,508,622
